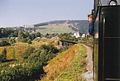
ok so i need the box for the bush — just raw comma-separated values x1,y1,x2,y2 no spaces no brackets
23,47,35,59
0,49,7,62
40,44,59,54
9,38,16,44
0,64,44,81
0,40,10,46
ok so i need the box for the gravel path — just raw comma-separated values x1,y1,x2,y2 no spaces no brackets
82,44,94,81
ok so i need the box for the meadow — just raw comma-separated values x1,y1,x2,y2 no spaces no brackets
37,24,75,35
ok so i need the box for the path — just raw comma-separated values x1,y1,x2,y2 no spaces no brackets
81,44,93,81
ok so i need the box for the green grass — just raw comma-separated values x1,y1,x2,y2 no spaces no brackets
40,45,78,81
37,24,75,35
93,39,98,81
54,44,87,81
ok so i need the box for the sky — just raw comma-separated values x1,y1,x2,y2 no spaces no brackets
0,0,94,27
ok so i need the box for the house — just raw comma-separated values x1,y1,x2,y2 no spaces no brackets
94,33,99,38
73,32,81,38
81,34,87,38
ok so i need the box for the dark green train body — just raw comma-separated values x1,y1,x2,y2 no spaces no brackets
93,5,120,81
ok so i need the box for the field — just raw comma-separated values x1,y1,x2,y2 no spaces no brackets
37,24,75,35
0,43,29,62
40,44,87,81
0,38,59,62
32,38,59,48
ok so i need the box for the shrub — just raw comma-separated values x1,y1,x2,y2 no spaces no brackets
9,38,16,44
23,47,35,59
40,44,59,54
0,40,10,46
0,49,7,62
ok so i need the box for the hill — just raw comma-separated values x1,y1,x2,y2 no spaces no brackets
35,24,75,35
34,20,89,34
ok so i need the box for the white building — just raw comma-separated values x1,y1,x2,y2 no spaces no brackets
73,32,81,38
81,34,86,38
94,33,99,38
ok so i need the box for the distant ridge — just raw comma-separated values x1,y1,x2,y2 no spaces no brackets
34,20,89,33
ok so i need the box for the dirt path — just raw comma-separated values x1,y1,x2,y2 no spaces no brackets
82,44,93,81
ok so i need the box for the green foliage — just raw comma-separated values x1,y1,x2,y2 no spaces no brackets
9,38,16,44
0,49,7,62
0,44,60,81
19,38,32,44
40,44,59,54
27,44,58,65
23,47,35,59
35,32,42,37
27,49,49,65
0,40,10,46
55,45,87,81
18,31,42,44
0,63,44,81
78,37,93,47
18,31,25,39
27,39,32,44
0,28,18,38
59,33,78,41
9,31,18,37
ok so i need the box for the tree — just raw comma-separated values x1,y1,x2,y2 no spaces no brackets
0,40,11,46
9,38,16,44
27,39,32,44
35,32,41,37
0,48,7,62
40,44,59,54
23,47,35,59
30,34,36,40
18,31,25,41
0,28,19,38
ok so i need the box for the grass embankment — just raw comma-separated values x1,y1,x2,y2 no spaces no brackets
40,44,87,81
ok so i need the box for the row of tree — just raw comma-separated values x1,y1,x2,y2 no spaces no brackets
17,31,42,44
0,28,42,39
0,28,18,38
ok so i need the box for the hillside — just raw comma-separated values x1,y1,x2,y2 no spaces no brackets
35,24,75,35
34,20,89,34
40,44,87,81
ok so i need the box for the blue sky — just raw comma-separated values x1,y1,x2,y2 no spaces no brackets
0,0,93,27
